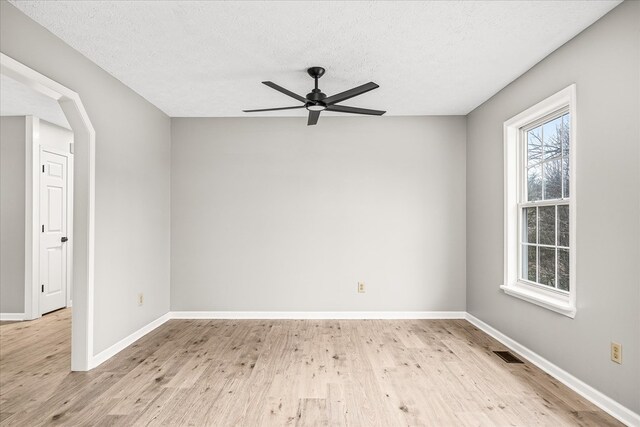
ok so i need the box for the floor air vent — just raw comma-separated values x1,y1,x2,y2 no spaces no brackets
493,350,524,364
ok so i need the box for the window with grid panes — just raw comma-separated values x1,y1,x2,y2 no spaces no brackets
502,84,576,317
520,111,571,292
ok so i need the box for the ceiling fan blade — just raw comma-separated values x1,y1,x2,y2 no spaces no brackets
325,105,386,116
307,110,320,126
323,82,379,105
262,81,307,103
243,105,304,113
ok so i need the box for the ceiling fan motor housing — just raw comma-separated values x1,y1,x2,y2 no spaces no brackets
305,90,327,111
306,89,326,102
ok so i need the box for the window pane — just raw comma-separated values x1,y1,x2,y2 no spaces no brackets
518,112,571,294
523,207,537,243
544,159,562,199
527,126,543,166
539,247,556,287
561,113,570,157
558,249,570,291
539,206,555,245
522,245,537,282
558,205,569,247
562,157,570,198
543,116,563,160
527,165,542,201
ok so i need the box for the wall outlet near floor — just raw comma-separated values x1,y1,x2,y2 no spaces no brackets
358,282,365,293
611,342,622,364
138,293,144,306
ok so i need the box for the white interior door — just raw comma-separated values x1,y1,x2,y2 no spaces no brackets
40,149,68,314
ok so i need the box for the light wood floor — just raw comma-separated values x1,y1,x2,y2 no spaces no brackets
0,309,621,426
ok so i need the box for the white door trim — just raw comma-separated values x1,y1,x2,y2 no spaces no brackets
2,52,95,371
25,116,38,321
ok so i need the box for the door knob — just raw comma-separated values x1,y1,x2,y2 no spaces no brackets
61,237,68,243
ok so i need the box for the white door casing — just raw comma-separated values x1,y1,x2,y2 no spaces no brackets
39,149,69,314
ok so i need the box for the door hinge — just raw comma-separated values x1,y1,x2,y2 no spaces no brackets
41,284,44,293
42,165,45,173
42,224,44,233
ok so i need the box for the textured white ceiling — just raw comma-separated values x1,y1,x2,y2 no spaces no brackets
0,74,70,128
10,0,620,117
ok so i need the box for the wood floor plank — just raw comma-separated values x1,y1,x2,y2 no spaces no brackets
295,398,328,426
0,310,623,426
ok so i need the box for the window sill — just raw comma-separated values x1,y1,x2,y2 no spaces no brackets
500,282,576,318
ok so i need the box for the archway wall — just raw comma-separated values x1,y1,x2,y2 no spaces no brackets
1,2,171,359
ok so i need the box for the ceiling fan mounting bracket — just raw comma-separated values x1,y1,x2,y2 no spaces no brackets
307,67,326,79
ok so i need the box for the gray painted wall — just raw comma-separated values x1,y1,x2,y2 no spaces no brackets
466,0,639,413
1,2,171,354
171,116,466,312
0,116,26,313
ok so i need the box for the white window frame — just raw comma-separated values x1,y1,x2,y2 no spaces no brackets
501,84,577,318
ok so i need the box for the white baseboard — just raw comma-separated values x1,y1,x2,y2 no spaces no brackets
169,311,466,320
0,313,25,321
465,313,640,427
89,312,171,369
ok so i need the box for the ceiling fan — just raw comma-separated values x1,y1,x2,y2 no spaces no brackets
243,67,386,126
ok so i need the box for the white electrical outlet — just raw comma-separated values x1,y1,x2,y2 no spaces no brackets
358,282,365,293
138,293,144,306
611,342,622,364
